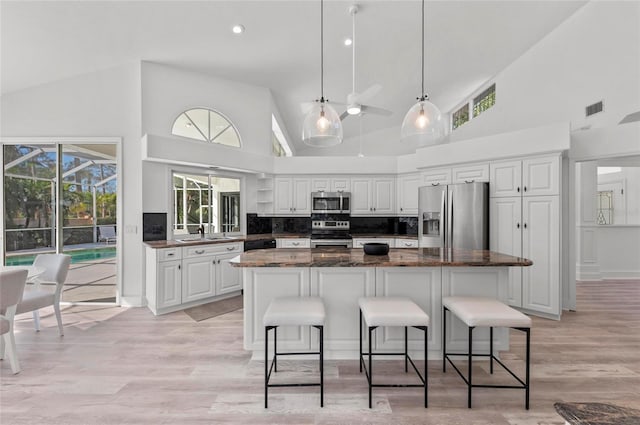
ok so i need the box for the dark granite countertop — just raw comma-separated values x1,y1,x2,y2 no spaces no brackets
554,402,640,425
230,247,533,268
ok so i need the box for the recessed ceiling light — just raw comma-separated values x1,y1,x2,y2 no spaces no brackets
344,38,352,46
232,25,245,34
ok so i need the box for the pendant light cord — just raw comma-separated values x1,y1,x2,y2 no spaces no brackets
320,0,324,102
421,0,425,101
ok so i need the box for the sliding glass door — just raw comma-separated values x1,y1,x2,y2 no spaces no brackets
2,141,118,303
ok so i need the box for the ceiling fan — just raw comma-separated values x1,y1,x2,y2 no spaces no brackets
340,4,392,121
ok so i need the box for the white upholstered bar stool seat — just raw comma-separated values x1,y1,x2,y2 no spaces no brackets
359,297,430,328
442,296,532,409
358,296,430,409
263,296,325,327
442,297,532,328
263,296,326,409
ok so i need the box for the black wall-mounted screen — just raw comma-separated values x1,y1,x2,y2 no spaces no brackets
143,213,167,242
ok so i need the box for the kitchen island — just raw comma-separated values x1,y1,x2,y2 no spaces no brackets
232,247,532,360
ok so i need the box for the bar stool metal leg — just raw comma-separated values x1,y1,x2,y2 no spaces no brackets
424,326,428,408
274,327,278,372
525,328,530,410
490,326,494,374
265,326,269,408
368,326,373,409
443,306,447,372
359,310,363,373
468,326,474,408
405,326,408,373
320,325,324,408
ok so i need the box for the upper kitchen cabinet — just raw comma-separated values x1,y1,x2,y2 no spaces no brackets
311,177,351,192
451,163,490,184
490,155,560,197
396,173,420,215
351,176,395,216
421,167,452,187
274,177,311,215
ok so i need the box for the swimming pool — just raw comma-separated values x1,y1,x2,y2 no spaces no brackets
5,247,116,266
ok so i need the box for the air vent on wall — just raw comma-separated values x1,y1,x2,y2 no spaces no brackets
586,101,604,117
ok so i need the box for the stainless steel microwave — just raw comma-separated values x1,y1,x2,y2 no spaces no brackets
311,192,351,214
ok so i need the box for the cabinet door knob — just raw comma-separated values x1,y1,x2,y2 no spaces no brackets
218,259,221,264
524,186,528,192
178,264,181,270
400,207,403,212
524,223,528,229
517,187,520,193
517,223,520,229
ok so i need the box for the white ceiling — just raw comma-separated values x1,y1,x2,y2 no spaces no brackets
1,0,587,154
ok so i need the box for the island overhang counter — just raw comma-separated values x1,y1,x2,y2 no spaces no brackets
231,247,532,360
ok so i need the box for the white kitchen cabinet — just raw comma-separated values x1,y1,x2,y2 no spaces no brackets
353,238,395,248
274,177,310,215
490,197,523,307
350,177,395,215
452,163,490,184
277,238,311,248
157,259,182,311
522,196,560,316
490,155,559,198
395,238,419,248
256,175,274,216
396,173,420,215
216,252,243,295
312,177,351,192
489,193,560,318
146,242,244,315
182,253,216,303
421,167,452,187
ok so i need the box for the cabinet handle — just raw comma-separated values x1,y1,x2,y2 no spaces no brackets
167,253,174,257
464,180,475,183
400,207,403,212
195,249,205,254
218,259,221,264
226,246,236,251
517,223,520,229
524,223,528,229
524,186,528,192
404,242,411,247
373,207,376,212
431,182,440,186
517,187,520,193
292,242,299,246
178,264,181,270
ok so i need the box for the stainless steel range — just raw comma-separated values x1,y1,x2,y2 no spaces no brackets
310,220,353,248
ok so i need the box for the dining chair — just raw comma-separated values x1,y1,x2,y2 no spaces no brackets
1,269,28,374
16,254,71,336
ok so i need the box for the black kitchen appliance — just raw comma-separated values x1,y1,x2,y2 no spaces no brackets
244,238,277,251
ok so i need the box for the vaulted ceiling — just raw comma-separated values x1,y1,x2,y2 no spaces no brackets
1,1,587,155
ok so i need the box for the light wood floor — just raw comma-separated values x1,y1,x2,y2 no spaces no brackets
2,280,639,424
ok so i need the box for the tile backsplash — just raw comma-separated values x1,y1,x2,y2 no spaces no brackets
247,214,417,235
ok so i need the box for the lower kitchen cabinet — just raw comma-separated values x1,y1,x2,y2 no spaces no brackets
146,242,244,315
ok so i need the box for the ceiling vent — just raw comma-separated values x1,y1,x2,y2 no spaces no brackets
586,101,604,117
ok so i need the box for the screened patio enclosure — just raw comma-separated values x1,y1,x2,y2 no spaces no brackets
3,143,118,303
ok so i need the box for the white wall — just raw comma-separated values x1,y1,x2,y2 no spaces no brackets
450,1,640,142
597,227,640,279
0,63,144,305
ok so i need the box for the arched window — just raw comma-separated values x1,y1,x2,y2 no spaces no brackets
171,108,241,147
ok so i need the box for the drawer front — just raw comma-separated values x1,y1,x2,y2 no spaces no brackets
278,238,311,248
353,238,396,248
395,239,419,248
184,242,243,258
158,248,182,262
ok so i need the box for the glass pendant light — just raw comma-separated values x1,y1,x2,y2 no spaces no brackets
400,0,444,145
302,0,343,147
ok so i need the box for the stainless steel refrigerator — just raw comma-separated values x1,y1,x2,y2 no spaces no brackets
418,182,489,249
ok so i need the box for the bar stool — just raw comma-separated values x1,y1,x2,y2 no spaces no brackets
263,296,325,408
359,297,430,409
442,296,532,409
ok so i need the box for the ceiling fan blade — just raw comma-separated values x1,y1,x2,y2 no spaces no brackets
339,110,351,121
360,105,393,116
353,83,382,103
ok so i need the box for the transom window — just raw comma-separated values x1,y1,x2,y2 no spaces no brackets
451,83,496,131
172,108,241,147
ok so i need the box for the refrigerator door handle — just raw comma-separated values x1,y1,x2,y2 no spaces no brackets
440,190,446,248
447,189,454,249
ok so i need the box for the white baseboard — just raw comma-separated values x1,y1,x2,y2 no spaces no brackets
576,263,602,281
599,271,640,280
119,296,146,307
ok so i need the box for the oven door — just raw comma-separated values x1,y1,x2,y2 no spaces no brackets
310,239,353,249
